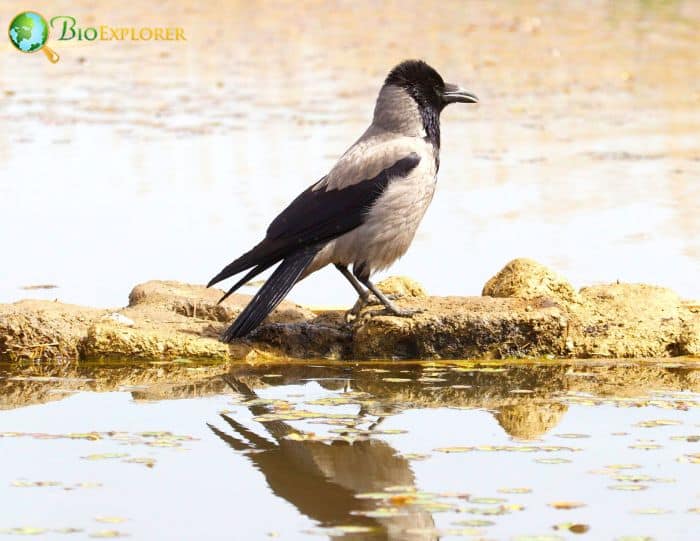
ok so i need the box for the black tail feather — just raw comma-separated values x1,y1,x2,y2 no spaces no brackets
221,246,319,341
207,247,257,288
217,263,272,305
207,238,282,288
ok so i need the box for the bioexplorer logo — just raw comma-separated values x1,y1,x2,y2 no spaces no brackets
8,11,186,63
8,12,59,62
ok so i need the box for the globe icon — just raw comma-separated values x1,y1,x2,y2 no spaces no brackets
8,11,59,62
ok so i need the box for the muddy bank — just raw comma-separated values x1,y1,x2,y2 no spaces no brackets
0,259,698,362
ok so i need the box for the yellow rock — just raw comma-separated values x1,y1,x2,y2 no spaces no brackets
483,258,579,305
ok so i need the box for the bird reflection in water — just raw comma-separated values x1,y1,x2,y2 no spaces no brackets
208,375,437,540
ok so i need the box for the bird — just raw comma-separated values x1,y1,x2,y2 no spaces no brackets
207,59,478,341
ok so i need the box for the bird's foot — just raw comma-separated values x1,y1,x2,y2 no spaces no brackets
372,293,402,303
344,293,372,323
344,294,410,323
344,304,361,323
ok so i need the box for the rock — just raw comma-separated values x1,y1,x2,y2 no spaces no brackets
679,301,700,356
571,283,685,357
352,296,569,359
483,258,579,305
0,300,103,362
81,319,237,361
1,266,698,362
249,317,353,360
103,312,135,326
376,276,427,298
128,280,314,324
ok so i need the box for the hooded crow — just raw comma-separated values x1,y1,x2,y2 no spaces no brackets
208,59,478,341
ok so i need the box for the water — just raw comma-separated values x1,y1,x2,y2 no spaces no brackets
1,1,699,310
2,4,699,535
2,358,699,540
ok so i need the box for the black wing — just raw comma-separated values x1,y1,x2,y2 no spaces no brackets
207,153,421,294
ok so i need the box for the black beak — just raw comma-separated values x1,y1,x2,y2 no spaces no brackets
442,83,479,104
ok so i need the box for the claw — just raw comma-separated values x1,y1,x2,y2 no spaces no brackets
345,293,371,323
344,305,359,323
344,292,418,322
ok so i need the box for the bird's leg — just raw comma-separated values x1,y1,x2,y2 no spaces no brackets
335,264,370,300
334,264,372,321
359,276,424,317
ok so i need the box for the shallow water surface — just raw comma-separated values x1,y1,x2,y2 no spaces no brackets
1,1,699,308
1,359,699,540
